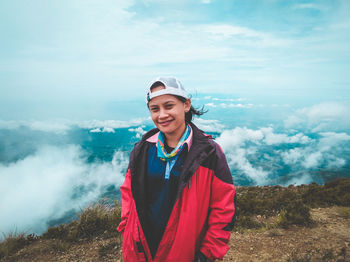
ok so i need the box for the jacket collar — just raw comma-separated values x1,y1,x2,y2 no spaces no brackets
130,122,215,204
145,126,193,152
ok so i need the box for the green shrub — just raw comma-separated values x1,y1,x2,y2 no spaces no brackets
236,186,300,217
76,201,122,239
43,224,70,240
234,178,350,231
302,178,350,207
277,200,312,228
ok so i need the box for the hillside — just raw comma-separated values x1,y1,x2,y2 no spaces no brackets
1,178,349,262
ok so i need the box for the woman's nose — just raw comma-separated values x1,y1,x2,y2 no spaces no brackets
159,108,168,118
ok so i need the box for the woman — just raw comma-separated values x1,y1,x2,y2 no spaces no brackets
117,76,236,262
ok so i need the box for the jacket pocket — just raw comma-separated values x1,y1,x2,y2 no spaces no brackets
122,202,148,262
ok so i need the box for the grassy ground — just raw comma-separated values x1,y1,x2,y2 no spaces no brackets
1,178,349,261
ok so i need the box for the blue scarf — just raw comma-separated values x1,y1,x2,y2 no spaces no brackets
156,125,191,179
156,125,191,161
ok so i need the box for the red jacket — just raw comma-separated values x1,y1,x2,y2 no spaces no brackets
117,123,236,261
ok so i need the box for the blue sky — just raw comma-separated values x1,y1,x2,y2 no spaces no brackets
0,0,349,119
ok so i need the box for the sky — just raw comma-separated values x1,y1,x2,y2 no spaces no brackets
0,0,350,120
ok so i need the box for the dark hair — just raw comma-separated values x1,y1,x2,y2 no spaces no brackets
175,95,207,123
148,81,207,123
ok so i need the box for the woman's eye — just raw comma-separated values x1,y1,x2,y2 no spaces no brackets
165,104,174,109
151,108,159,112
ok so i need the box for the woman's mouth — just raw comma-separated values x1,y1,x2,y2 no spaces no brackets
158,119,174,126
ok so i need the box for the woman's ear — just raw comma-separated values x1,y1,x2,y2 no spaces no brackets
184,99,191,112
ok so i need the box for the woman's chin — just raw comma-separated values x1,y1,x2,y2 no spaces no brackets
158,126,175,134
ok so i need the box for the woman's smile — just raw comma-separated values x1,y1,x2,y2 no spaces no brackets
158,119,174,126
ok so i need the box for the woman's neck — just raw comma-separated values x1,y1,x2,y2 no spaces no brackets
164,123,187,148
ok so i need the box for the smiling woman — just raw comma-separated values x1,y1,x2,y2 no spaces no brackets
148,87,191,148
149,94,189,142
117,76,236,262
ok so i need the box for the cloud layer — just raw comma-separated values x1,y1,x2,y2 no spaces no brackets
216,125,349,186
0,145,127,237
284,102,350,132
0,101,349,236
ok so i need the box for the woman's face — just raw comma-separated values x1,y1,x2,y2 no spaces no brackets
148,86,191,137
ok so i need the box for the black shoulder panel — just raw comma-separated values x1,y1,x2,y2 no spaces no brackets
201,139,233,185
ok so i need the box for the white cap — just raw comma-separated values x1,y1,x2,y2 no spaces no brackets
146,76,188,103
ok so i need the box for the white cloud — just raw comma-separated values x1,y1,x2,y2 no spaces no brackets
0,119,72,134
212,97,245,102
201,24,292,48
205,103,216,107
0,145,127,236
216,127,263,150
80,119,145,130
227,103,253,108
129,125,146,138
216,127,267,184
218,103,253,108
260,127,312,145
293,3,325,11
216,125,349,184
303,151,323,168
203,24,267,39
204,102,253,109
0,118,147,133
90,127,115,133
193,118,225,133
281,131,350,169
318,132,350,149
326,157,346,169
227,147,269,185
281,148,304,165
90,128,102,133
102,127,115,133
217,125,312,149
285,173,313,186
284,102,350,132
28,121,72,134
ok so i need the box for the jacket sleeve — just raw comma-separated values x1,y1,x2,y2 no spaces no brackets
199,144,236,261
117,169,132,234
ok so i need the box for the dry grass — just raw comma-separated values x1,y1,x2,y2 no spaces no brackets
0,232,38,259
1,178,350,260
1,200,122,260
